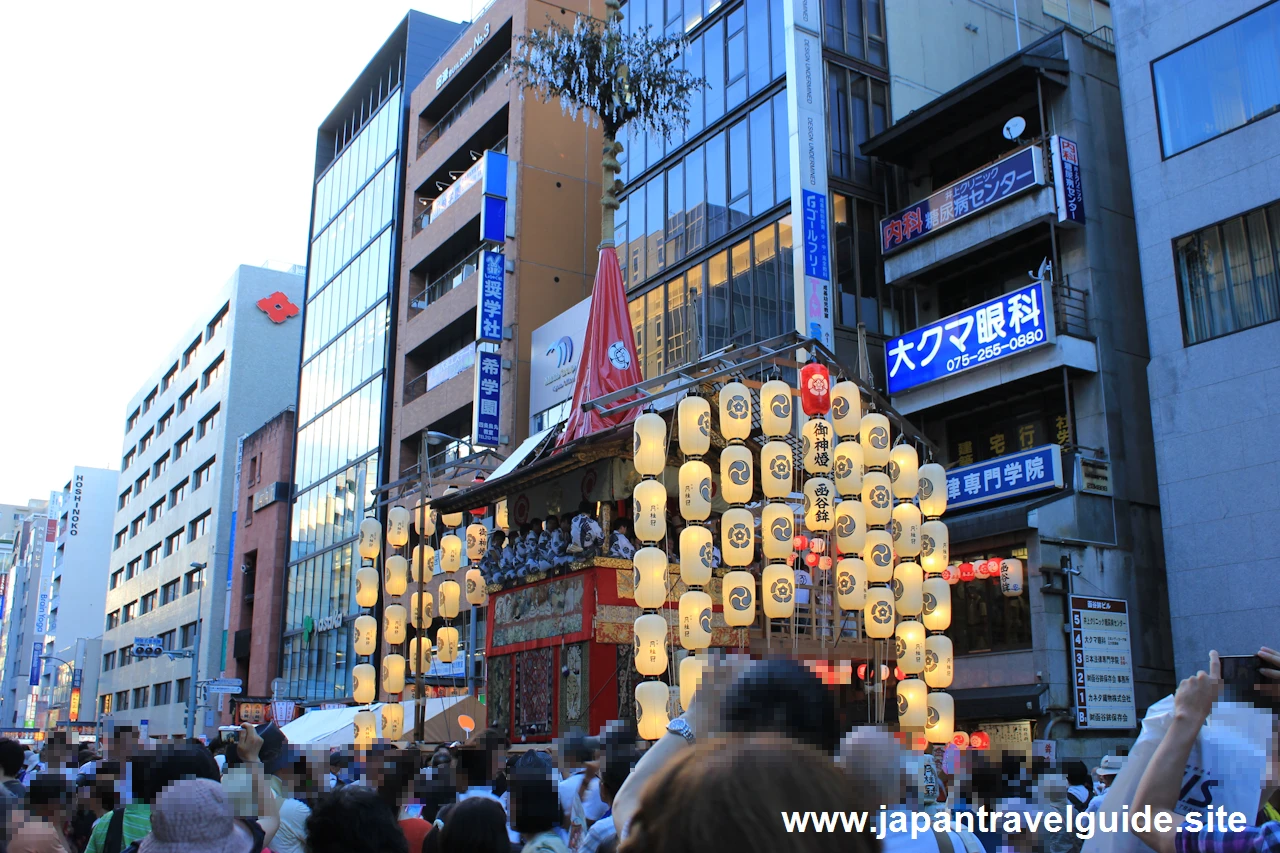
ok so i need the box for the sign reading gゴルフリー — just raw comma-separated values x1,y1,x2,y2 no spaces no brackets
944,444,1064,511
1070,596,1136,729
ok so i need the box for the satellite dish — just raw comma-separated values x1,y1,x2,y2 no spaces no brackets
1003,117,1026,141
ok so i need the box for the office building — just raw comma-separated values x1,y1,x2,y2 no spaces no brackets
280,12,464,702
1110,0,1280,676
97,264,303,735
0,510,50,727
45,636,102,730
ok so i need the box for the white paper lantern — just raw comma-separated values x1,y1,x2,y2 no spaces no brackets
761,563,796,619
801,417,835,474
352,663,376,704
353,710,377,746
834,500,867,556
722,571,756,627
678,460,712,522
719,444,754,505
465,523,489,561
353,615,378,656
834,441,864,496
760,441,794,499
864,586,896,638
633,547,669,609
355,565,379,608
860,412,891,468
633,411,669,477
415,500,436,538
636,681,671,741
439,535,462,573
831,381,862,438
382,654,406,695
918,464,948,518
835,557,867,611
803,478,836,532
495,499,509,531
925,634,954,688
920,521,949,574
438,580,461,619
409,592,433,628
436,626,459,663
384,555,409,597
411,545,434,582
897,677,927,729
862,472,893,526
893,562,924,616
678,395,711,457
863,529,895,583
465,568,487,605
759,380,794,437
896,619,926,674
679,654,707,711
440,487,464,529
679,525,713,586
407,638,430,674
386,506,411,547
889,445,920,500
926,691,955,743
679,590,712,650
718,381,753,442
761,503,795,560
721,507,755,567
922,578,952,631
358,518,381,560
383,605,408,645
633,479,668,543
634,613,669,676
891,503,922,558
1000,558,1025,598
380,702,405,741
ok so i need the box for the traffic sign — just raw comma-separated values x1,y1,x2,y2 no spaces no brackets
133,638,164,659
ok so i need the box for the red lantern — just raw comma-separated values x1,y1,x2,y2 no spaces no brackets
970,731,991,750
799,363,832,416
951,731,970,749
786,553,797,567
470,477,488,517
857,663,867,680
805,551,820,568
893,666,904,681
981,558,1002,578
958,562,975,582
793,535,809,551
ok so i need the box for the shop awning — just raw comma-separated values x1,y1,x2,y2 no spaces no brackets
952,684,1049,720
944,493,1065,543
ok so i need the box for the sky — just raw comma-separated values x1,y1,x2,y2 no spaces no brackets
0,0,473,504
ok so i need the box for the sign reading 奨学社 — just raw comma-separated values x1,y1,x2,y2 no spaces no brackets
1070,596,1136,729
477,251,505,344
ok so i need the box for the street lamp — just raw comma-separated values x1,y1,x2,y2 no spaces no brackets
186,561,206,739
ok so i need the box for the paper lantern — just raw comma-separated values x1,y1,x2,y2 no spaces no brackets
415,499,436,538
382,654,406,695
831,380,862,438
951,731,970,749
955,562,973,582
891,503,922,558
355,565,379,608
1000,559,1024,597
893,562,924,616
803,478,836,532
760,441,793,499
801,418,834,474
762,563,796,619
799,362,831,415
678,395,711,457
636,681,671,741
632,479,668,543
722,571,756,627
759,380,794,437
920,521,949,574
439,535,462,573
718,381,752,442
407,638,430,674
633,547,669,609
863,529,894,583
895,619,926,674
438,580,461,619
679,590,712,650
633,411,668,476
860,412,891,468
926,691,955,743
384,555,408,597
495,499,509,531
925,634,954,688
465,568,487,605
896,677,927,729
922,578,951,631
833,500,867,556
352,663,376,704
436,626,459,663
380,702,405,741
679,654,707,711
719,444,754,505
918,463,947,518
634,613,669,676
720,507,755,566
465,523,489,561
358,518,382,560
353,615,378,656
671,463,711,524
438,487,463,529
385,506,410,548
383,605,408,645
864,586,895,638
835,558,867,610
761,503,794,560
353,710,377,746
411,545,434,582
970,731,991,750
889,445,919,500
409,592,433,628
679,525,713,585
862,471,893,526
834,441,864,496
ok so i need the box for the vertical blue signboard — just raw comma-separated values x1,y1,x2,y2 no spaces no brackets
480,150,509,244
1052,136,1085,225
28,642,42,687
477,251,505,344
944,445,1064,511
473,350,502,447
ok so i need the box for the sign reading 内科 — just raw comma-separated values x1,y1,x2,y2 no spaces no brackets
1051,135,1085,226
945,445,1064,510
473,350,503,447
1070,596,1136,729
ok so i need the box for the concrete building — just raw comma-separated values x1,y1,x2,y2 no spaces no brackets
1110,0,1280,677
97,264,303,736
46,636,102,731
0,512,51,727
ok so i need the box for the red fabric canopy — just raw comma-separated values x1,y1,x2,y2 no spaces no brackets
558,246,644,446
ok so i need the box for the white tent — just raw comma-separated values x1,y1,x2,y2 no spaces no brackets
279,695,486,746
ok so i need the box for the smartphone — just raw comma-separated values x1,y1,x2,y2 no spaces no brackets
1218,654,1276,710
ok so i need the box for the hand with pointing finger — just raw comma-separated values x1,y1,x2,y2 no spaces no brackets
1173,650,1221,723
1258,647,1280,701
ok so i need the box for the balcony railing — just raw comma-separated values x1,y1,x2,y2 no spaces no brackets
1052,278,1092,339
409,246,491,314
417,52,511,158
413,138,508,236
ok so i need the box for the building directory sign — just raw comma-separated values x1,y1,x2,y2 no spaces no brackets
1051,135,1085,225
1070,596,1136,729
477,251,504,343
886,280,1052,395
944,444,1064,511
881,145,1046,254
473,350,502,447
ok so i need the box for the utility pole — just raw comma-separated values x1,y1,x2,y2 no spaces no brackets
186,561,206,739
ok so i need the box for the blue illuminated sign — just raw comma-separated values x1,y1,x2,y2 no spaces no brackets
473,350,502,447
477,251,504,344
480,150,508,244
801,189,830,280
886,281,1050,396
945,445,1064,511
28,643,42,687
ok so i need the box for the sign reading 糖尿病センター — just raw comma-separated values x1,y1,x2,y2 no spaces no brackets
1051,135,1085,226
944,445,1063,511
886,280,1052,395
